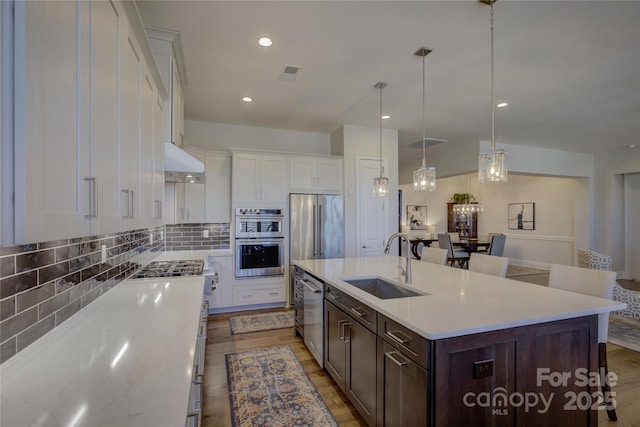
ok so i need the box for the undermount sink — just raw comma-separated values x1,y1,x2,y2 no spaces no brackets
341,277,429,300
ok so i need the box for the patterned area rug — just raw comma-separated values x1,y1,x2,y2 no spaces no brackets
608,315,640,353
229,311,295,335
226,345,338,427
506,265,549,277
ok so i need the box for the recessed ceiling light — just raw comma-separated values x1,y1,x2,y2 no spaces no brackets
381,115,390,120
242,97,253,103
257,37,272,47
497,102,508,108
629,144,637,149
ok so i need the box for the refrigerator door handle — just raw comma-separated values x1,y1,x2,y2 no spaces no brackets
312,204,317,256
318,203,323,256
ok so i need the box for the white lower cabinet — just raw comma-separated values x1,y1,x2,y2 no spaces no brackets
208,255,233,310
186,299,208,427
233,279,286,306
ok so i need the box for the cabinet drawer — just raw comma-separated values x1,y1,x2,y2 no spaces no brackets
325,285,377,333
233,285,285,306
378,313,430,370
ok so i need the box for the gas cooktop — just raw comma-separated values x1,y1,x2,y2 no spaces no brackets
133,260,204,278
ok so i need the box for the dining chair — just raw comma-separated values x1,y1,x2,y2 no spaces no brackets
548,264,618,421
468,253,509,277
437,233,469,268
488,235,506,257
446,232,461,243
419,247,448,265
478,233,503,253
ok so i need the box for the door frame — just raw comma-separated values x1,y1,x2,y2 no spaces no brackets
355,154,389,257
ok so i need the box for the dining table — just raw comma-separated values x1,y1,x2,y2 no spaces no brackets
454,238,491,255
409,238,438,259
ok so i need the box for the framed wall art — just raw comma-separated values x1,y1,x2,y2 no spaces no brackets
508,203,535,230
406,205,427,230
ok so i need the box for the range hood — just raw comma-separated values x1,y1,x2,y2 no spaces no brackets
164,142,205,183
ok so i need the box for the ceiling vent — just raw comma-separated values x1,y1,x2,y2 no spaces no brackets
278,65,300,82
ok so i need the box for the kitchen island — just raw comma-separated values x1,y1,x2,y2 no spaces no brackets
0,275,207,427
294,256,626,427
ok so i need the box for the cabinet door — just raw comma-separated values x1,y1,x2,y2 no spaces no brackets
119,29,141,224
90,0,120,235
324,301,348,392
184,184,205,223
174,183,186,222
378,339,428,427
208,256,233,310
12,0,90,243
205,153,231,222
316,158,343,193
152,96,164,223
289,156,316,191
171,57,183,146
232,154,260,204
139,71,155,223
260,155,286,203
346,318,377,426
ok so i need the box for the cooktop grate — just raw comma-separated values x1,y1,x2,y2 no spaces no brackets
133,260,204,278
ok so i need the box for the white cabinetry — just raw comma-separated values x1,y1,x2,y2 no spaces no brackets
146,28,185,147
207,255,233,311
233,279,286,307
3,1,167,245
232,152,287,205
205,153,231,223
289,155,343,193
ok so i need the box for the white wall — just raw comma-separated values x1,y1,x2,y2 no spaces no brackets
333,124,399,257
400,173,577,267
185,119,330,154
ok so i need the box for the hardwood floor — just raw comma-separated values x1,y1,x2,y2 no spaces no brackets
203,307,640,427
202,307,366,427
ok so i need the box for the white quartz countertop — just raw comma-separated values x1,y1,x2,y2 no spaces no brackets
0,276,206,427
293,257,626,340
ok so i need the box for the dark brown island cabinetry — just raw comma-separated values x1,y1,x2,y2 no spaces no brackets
320,281,599,427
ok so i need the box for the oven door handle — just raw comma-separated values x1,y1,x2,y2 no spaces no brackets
301,279,322,294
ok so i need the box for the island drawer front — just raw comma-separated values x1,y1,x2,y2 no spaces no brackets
325,285,377,333
378,313,430,370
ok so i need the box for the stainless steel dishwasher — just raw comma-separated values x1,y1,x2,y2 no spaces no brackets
301,270,324,367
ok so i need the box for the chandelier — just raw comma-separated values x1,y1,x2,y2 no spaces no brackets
478,0,508,183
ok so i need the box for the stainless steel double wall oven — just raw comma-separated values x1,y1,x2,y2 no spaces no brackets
234,208,285,278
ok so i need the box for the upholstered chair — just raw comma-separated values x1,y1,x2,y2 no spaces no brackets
446,232,461,243
437,233,469,268
468,253,509,277
478,233,503,253
548,264,618,421
419,247,448,265
488,235,507,257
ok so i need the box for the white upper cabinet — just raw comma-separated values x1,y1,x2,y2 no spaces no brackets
289,155,343,193
146,28,185,147
232,152,288,206
3,0,167,245
205,153,231,223
152,97,165,224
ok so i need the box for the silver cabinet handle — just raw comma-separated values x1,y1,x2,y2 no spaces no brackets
318,204,323,255
327,292,340,300
186,208,190,220
84,177,97,218
312,205,317,256
121,189,130,219
129,190,134,218
386,330,411,345
301,279,321,294
350,307,367,318
338,319,347,340
385,351,408,367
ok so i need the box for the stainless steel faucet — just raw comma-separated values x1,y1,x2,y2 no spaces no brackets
384,232,412,284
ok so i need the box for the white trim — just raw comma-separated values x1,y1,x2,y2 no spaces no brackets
504,234,573,242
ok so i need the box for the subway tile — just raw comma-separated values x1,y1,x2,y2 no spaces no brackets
69,281,90,301
0,337,16,363
55,246,70,262
55,272,81,294
0,256,15,278
40,239,70,249
39,261,70,285
70,256,91,273
16,314,55,352
0,307,37,342
0,271,38,299
0,244,37,256
39,290,71,319
80,287,101,308
16,249,54,273
55,299,82,325
1,297,15,321
16,283,55,313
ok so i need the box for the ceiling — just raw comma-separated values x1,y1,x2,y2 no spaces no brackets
137,0,640,172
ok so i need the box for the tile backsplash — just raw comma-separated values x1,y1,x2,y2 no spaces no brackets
0,227,164,363
165,223,230,251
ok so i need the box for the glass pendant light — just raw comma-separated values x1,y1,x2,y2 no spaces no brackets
413,47,436,192
453,174,484,214
478,0,508,183
373,82,389,197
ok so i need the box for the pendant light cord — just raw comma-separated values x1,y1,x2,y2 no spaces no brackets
422,53,426,168
379,85,383,178
490,0,495,152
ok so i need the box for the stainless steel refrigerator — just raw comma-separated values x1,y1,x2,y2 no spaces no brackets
290,194,344,263
289,194,344,367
